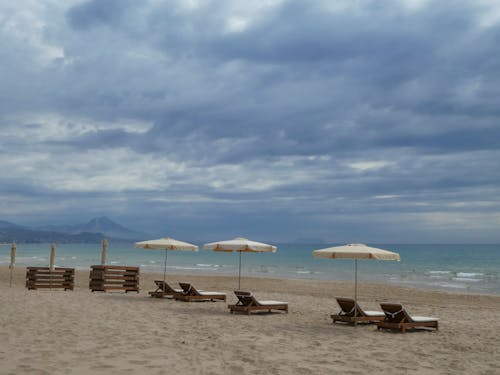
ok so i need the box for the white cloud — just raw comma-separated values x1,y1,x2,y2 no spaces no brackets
0,1,69,67
2,113,153,141
347,161,393,171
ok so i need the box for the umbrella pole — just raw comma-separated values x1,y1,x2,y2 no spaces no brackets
238,251,242,290
163,249,168,282
354,259,358,327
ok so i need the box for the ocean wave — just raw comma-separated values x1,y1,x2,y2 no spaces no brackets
171,266,219,271
429,270,452,275
453,277,482,282
456,272,484,278
196,264,220,268
438,283,467,289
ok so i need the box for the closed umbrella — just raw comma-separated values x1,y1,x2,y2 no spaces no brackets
135,237,198,282
204,237,277,290
49,243,56,290
9,242,16,287
101,239,108,265
49,243,56,271
312,243,400,325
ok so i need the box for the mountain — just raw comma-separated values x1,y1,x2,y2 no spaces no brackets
1,217,142,243
37,216,142,240
0,220,24,229
70,216,141,240
0,227,106,243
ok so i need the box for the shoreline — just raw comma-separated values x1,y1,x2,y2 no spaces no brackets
4,242,499,297
3,265,500,298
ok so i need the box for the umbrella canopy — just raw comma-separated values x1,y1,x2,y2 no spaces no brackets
313,243,400,325
135,237,199,251
135,237,199,281
313,243,400,261
204,237,277,289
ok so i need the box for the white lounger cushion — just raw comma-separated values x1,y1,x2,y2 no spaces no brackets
258,300,288,306
364,311,384,317
173,288,183,293
411,316,438,322
198,291,226,296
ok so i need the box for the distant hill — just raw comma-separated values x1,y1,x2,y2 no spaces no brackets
0,227,106,244
1,216,142,243
0,220,24,229
74,217,138,239
37,216,142,240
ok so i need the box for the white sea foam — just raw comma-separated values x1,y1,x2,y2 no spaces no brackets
428,270,452,274
196,264,219,268
438,283,467,289
453,277,481,282
172,266,217,271
456,272,483,278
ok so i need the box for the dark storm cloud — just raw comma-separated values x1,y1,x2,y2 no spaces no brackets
66,0,137,30
1,0,500,241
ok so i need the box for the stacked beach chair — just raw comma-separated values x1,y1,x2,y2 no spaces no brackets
89,265,140,293
26,267,75,291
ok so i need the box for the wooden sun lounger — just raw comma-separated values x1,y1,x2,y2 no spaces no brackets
331,297,385,324
376,303,439,333
228,291,288,315
174,282,226,302
149,280,183,298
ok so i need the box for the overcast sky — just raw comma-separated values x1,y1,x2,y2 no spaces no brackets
1,0,500,243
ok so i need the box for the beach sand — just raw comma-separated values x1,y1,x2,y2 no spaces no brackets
1,266,499,374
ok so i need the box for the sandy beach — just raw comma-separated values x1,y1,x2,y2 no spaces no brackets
1,266,499,374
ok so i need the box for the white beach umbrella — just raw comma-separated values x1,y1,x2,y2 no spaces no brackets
9,242,16,287
101,239,108,265
313,243,400,325
135,237,199,282
204,237,277,290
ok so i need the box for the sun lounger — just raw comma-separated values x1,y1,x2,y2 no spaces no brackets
149,280,183,298
228,291,288,315
174,282,226,302
330,297,385,324
376,303,439,333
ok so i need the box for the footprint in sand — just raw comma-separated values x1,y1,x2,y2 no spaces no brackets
128,360,149,365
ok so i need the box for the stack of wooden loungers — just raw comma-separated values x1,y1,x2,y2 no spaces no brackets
26,267,75,291
89,265,139,293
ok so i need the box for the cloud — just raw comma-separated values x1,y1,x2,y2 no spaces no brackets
0,0,500,241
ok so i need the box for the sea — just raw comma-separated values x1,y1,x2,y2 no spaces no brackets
2,243,499,295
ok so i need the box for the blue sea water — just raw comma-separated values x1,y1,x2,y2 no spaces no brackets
1,243,499,295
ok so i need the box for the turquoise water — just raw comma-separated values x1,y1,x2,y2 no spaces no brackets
2,243,499,295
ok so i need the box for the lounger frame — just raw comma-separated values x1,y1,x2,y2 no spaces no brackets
376,303,439,333
149,280,183,298
174,282,226,302
228,291,288,315
331,297,385,324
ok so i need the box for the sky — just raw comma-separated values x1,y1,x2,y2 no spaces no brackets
1,0,500,243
